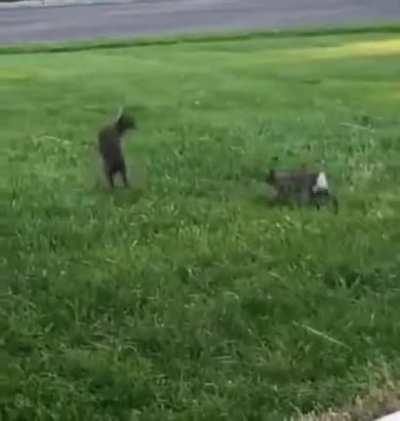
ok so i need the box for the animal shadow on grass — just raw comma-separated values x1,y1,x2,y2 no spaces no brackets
251,182,289,210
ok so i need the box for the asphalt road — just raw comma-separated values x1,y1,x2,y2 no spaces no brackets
1,0,400,44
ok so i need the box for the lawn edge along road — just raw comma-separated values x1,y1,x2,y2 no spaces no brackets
1,21,400,55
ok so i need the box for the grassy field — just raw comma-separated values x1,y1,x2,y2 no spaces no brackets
2,28,400,420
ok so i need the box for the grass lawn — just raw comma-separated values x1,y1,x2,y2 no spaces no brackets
2,28,400,420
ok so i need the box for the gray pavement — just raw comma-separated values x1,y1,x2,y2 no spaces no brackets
0,0,400,44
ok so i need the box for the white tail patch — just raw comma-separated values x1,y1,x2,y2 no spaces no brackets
312,172,329,193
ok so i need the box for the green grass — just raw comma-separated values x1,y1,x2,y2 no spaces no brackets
2,28,400,420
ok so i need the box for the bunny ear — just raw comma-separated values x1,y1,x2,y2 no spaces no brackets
266,169,275,183
116,106,124,120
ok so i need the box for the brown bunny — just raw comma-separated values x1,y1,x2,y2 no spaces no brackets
98,107,136,188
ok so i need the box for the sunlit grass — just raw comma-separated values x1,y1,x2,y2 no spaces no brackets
2,29,400,420
278,38,400,61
